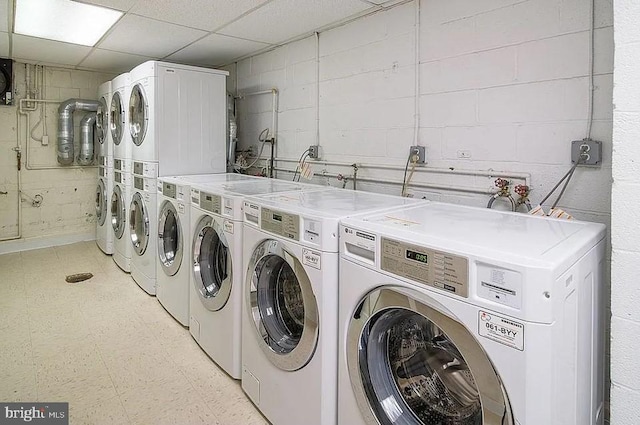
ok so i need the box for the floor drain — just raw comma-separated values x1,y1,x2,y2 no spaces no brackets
65,273,94,283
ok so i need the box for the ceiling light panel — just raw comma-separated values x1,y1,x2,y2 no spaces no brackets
14,0,122,47
130,0,270,32
98,14,207,57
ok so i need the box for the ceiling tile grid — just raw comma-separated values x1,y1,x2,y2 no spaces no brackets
78,48,152,73
129,0,271,31
167,33,271,67
12,34,92,67
97,14,207,57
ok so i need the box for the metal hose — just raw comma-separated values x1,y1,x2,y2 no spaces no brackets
57,99,99,165
77,112,96,165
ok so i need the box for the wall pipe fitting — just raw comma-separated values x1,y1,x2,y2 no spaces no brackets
57,99,99,165
78,112,96,166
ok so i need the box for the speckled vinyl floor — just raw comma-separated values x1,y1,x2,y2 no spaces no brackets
0,241,268,425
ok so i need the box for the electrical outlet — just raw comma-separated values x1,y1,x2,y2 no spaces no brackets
571,139,602,166
409,146,426,163
308,145,321,159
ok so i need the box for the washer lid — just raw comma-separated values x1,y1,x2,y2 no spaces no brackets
96,179,107,226
158,201,182,276
130,192,149,256
110,91,124,145
347,287,514,425
129,83,148,146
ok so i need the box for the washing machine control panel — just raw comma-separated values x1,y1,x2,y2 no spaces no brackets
162,183,176,199
381,238,469,298
199,191,221,214
261,208,300,241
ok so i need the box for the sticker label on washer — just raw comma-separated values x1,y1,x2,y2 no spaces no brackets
178,203,185,214
224,220,234,234
302,249,321,270
478,310,524,351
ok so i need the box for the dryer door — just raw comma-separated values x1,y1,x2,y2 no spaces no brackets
96,95,108,147
129,84,148,146
111,185,126,239
158,201,182,276
347,288,514,425
246,239,319,372
192,215,232,311
110,91,124,146
130,192,149,256
96,179,107,226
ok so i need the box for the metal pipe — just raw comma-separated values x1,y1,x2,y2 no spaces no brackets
78,112,96,165
272,167,493,195
57,99,99,165
270,157,531,183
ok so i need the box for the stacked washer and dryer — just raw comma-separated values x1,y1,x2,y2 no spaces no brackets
109,72,133,272
240,189,423,425
127,61,229,295
95,80,113,255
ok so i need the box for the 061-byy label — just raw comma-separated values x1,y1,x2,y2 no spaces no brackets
478,310,524,351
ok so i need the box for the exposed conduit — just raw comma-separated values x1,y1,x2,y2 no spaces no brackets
78,112,97,166
57,99,99,165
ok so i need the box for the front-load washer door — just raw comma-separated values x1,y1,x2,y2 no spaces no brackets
347,287,514,425
111,185,126,239
129,192,149,256
96,95,108,147
96,179,107,226
246,239,319,372
158,201,182,276
192,215,232,311
110,91,124,146
129,84,148,146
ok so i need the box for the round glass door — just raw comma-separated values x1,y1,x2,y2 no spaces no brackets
246,239,319,371
110,91,124,145
158,201,182,276
129,84,148,146
129,192,149,256
96,179,107,226
192,216,232,311
111,185,125,239
348,288,514,425
96,96,108,146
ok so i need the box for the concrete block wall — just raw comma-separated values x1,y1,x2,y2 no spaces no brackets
610,0,640,423
236,0,613,224
0,64,114,246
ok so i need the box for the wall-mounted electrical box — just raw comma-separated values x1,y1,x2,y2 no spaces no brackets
571,139,602,166
0,58,13,106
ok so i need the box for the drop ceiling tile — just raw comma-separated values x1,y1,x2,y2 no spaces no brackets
0,1,9,32
12,34,92,67
73,0,138,12
130,0,270,31
98,14,207,57
167,34,270,67
78,48,152,73
0,32,8,57
218,0,373,44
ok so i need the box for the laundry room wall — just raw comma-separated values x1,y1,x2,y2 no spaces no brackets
0,63,114,253
610,0,640,423
235,0,613,225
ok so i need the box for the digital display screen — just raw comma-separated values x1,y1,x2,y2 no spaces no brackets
406,249,428,264
206,195,212,201
273,214,282,222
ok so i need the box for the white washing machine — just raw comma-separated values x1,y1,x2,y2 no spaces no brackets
111,73,132,272
128,60,228,177
338,202,607,425
96,165,114,255
190,179,323,380
111,169,132,272
130,174,158,295
96,80,112,168
241,189,423,425
156,173,262,325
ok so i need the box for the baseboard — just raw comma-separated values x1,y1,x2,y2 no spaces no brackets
0,231,96,255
